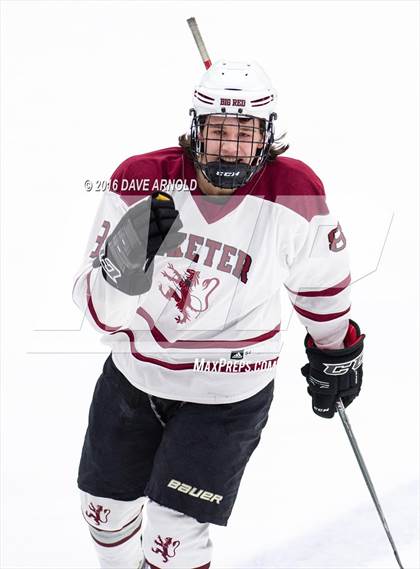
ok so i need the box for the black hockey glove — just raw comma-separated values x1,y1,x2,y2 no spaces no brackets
94,191,185,296
301,320,365,419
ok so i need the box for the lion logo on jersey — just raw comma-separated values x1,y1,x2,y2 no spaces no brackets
158,263,219,324
85,502,110,526
152,535,180,563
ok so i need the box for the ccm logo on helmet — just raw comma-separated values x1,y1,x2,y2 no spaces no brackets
167,479,223,504
220,98,246,107
323,353,363,376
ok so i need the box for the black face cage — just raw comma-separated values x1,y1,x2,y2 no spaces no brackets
189,111,277,190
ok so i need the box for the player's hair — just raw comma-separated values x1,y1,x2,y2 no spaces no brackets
178,132,289,161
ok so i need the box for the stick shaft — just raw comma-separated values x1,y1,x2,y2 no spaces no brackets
336,399,404,569
187,17,212,69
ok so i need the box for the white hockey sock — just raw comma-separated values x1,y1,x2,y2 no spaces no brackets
89,515,143,569
81,491,146,568
142,499,212,569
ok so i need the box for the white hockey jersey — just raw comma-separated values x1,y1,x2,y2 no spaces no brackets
73,147,351,404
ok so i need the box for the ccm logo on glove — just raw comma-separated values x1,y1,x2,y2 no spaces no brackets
301,320,365,419
322,353,363,376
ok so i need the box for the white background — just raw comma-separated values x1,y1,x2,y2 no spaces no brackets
1,1,419,568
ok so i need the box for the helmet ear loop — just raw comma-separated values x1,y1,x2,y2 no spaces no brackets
267,113,276,146
249,120,266,167
190,110,201,159
257,115,275,164
198,116,206,158
194,114,209,161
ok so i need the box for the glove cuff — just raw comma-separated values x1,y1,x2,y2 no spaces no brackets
305,319,365,357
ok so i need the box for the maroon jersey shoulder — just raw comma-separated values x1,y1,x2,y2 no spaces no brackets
110,147,185,206
268,157,325,196
255,156,329,221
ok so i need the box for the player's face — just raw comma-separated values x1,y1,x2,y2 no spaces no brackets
199,115,264,166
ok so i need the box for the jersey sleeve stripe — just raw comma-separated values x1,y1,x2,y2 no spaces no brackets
293,304,351,322
285,274,351,297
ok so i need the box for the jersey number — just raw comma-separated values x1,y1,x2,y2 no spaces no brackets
328,223,347,252
89,221,111,258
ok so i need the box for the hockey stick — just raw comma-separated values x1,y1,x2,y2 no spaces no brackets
336,398,405,569
187,17,212,69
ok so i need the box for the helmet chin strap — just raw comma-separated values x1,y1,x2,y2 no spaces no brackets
202,161,252,190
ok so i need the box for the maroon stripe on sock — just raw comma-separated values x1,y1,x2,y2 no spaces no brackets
90,520,142,548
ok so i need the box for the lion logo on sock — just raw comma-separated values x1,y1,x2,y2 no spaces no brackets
85,502,110,526
152,535,180,563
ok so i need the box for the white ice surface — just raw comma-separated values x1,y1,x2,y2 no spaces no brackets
1,2,419,568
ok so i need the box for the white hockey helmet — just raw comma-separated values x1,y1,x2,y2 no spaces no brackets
189,60,278,190
192,60,277,119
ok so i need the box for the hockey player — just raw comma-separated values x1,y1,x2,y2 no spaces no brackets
73,61,365,569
